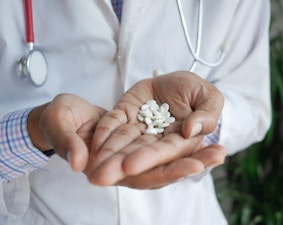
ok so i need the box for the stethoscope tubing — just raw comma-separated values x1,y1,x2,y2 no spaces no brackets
24,0,34,49
176,0,227,71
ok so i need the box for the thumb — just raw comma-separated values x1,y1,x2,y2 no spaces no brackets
64,134,89,172
182,83,224,138
40,113,90,172
46,129,89,172
182,107,223,139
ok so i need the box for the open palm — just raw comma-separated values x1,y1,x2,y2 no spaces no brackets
85,71,226,189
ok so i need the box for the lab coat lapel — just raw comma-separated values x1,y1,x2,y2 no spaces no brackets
118,0,152,85
120,0,152,43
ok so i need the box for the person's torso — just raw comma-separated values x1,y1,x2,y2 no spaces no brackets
0,1,237,224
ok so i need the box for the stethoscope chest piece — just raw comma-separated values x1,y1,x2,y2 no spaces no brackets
17,49,48,87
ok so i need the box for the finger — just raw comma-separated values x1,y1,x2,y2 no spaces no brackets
87,152,125,186
87,134,159,185
90,109,128,153
88,122,146,169
182,87,224,138
122,134,203,176
116,157,205,189
190,144,227,168
93,120,182,165
88,133,203,185
43,122,89,172
61,134,89,172
116,144,226,189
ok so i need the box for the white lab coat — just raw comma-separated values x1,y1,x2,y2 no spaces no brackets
0,0,271,224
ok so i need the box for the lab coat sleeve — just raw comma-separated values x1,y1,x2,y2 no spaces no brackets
209,0,271,155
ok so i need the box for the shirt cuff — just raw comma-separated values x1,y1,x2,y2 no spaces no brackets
0,108,49,183
202,116,222,145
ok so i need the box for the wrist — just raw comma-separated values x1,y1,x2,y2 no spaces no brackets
27,103,53,151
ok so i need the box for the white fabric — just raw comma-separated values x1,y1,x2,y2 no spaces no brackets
0,0,271,224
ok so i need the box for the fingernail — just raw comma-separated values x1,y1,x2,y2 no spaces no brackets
190,122,202,138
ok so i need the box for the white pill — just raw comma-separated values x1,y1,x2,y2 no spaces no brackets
145,128,158,135
163,111,171,118
153,119,164,126
152,112,163,120
140,111,153,118
152,115,163,120
155,128,165,134
137,114,144,122
140,108,151,114
146,100,157,106
152,110,162,117
141,104,150,110
138,99,176,135
144,117,153,125
159,107,165,115
160,103,169,112
150,104,159,111
158,122,170,128
165,117,176,124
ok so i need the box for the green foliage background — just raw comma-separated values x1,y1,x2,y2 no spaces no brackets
214,1,283,224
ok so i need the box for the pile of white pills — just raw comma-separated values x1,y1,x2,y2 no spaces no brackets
137,100,176,135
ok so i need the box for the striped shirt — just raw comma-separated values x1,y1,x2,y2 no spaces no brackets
203,116,222,145
111,0,123,22
0,109,48,183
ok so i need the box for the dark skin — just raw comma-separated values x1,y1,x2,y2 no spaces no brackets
28,71,226,190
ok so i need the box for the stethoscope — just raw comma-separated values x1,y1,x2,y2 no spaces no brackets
176,0,228,72
17,0,228,87
17,0,47,87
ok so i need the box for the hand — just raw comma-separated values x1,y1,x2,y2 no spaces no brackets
116,144,226,189
28,94,107,172
85,71,226,188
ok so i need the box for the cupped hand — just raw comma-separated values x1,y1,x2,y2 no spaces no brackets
116,144,226,189
28,93,107,172
85,71,226,188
